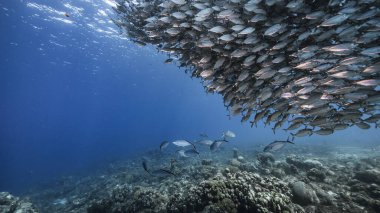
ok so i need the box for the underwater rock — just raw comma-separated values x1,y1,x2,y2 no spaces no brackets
291,181,320,205
229,158,241,167
129,186,168,212
277,161,299,175
309,183,337,206
88,184,167,213
355,169,380,184
368,183,380,199
286,155,324,171
201,159,213,166
238,162,258,173
0,192,38,213
190,165,218,180
257,152,275,167
167,171,294,212
271,168,286,179
307,168,327,182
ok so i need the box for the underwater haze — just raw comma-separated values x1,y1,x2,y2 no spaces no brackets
1,0,380,213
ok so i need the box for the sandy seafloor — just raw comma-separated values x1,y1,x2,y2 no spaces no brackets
1,143,380,213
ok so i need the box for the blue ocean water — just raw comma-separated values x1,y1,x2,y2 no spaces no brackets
0,0,379,195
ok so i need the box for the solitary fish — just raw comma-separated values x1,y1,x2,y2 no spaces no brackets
210,140,227,151
178,148,200,157
142,158,150,175
160,141,169,151
151,169,176,177
172,140,196,149
197,139,214,146
222,130,236,139
199,133,208,138
263,140,294,152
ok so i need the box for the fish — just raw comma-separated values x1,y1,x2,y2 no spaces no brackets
172,140,196,150
197,139,214,146
142,158,150,175
314,129,334,135
150,169,176,177
160,141,169,151
114,0,380,139
210,140,227,151
222,130,236,139
291,129,313,138
178,148,200,157
263,139,294,152
199,133,208,138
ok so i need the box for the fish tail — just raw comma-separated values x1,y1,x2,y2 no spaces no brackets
249,121,254,127
290,133,295,142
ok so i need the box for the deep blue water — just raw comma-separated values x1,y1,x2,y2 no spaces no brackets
1,0,379,194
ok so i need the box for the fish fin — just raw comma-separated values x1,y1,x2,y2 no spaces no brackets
290,133,295,142
249,121,254,127
287,140,295,144
187,140,197,150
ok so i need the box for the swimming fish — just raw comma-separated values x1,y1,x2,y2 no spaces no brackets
150,169,176,177
114,0,380,139
263,140,294,152
160,141,169,151
178,148,199,157
197,139,214,146
142,158,150,175
210,140,227,151
172,140,196,150
222,130,236,140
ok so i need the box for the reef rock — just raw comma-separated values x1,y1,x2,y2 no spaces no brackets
286,155,324,171
0,192,38,213
167,171,295,213
355,169,380,184
291,181,320,205
257,152,275,167
87,184,167,213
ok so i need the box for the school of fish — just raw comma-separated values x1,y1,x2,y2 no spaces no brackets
113,0,380,138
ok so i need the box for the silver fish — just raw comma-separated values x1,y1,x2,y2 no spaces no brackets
172,140,196,149
210,140,226,151
115,0,380,140
263,139,294,152
160,141,169,151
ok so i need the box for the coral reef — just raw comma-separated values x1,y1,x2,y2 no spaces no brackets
0,192,38,213
167,171,295,213
8,144,380,213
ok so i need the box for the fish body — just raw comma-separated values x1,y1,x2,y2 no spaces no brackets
210,140,226,151
222,130,236,139
263,140,294,152
142,158,150,175
160,141,169,151
151,169,175,177
172,140,196,149
177,148,199,157
197,139,214,146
